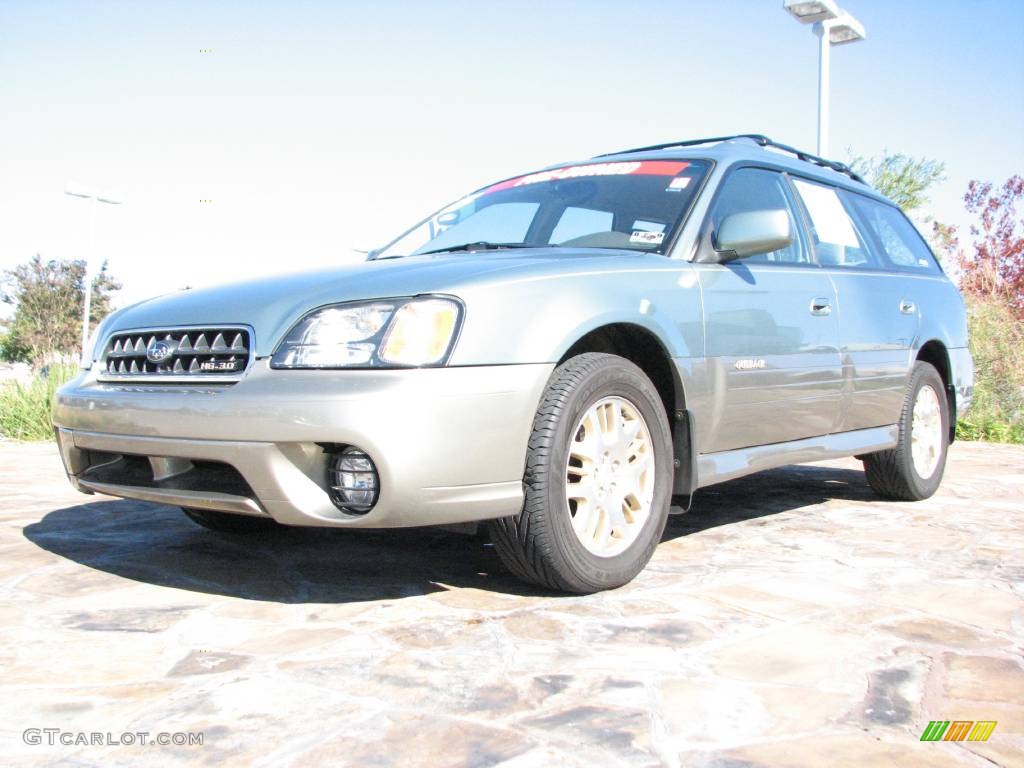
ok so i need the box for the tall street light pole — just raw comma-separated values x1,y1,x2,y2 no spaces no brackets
815,20,831,157
65,182,122,362
784,1,866,157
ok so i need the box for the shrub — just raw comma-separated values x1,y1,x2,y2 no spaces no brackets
0,363,78,441
956,295,1024,444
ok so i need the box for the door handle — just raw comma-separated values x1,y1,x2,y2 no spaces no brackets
810,297,832,316
900,299,917,315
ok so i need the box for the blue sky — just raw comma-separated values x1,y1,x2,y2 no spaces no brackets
2,0,1022,309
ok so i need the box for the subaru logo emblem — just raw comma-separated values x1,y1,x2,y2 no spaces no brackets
146,339,177,364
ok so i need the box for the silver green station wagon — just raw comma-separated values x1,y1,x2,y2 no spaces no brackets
53,135,974,593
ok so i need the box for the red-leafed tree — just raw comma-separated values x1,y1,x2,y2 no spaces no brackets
956,176,1024,318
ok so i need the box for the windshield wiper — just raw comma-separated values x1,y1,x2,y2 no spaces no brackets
418,241,539,256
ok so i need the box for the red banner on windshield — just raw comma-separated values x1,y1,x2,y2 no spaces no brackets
483,160,690,194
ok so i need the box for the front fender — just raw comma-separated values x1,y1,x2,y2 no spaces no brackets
447,264,702,365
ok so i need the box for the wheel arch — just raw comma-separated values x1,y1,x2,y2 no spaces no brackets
557,322,696,496
916,338,956,442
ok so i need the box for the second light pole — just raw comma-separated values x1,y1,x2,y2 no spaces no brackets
65,182,123,361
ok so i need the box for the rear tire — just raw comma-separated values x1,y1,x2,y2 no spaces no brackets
182,508,281,533
488,353,673,593
863,361,949,501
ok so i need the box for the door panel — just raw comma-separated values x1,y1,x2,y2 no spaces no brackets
827,272,918,429
697,263,842,452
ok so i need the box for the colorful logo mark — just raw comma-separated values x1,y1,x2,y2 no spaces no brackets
920,720,997,742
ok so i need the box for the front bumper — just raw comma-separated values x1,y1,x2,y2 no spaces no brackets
53,361,553,527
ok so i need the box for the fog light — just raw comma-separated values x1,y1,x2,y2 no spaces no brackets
328,447,379,514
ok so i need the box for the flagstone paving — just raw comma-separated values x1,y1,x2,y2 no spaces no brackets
0,439,1021,767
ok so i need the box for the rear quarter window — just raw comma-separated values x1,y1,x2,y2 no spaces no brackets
845,193,942,274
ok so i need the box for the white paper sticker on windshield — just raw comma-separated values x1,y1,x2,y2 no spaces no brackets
666,176,692,191
793,179,860,248
630,230,665,245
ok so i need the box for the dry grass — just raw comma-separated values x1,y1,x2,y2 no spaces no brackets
956,296,1024,444
0,364,78,441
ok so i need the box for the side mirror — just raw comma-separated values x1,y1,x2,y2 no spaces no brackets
714,209,792,261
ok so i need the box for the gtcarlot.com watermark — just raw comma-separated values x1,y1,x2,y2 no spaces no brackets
24,729,203,747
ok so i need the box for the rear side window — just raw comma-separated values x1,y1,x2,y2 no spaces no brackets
791,178,878,269
709,168,810,264
846,194,941,273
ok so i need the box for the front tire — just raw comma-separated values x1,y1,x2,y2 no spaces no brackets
182,508,282,533
488,353,673,593
863,361,949,501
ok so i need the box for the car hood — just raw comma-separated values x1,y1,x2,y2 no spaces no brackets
103,248,654,356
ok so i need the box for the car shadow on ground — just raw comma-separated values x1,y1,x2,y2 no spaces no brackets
664,463,875,538
23,463,876,603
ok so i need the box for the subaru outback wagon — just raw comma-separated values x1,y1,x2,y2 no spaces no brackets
54,134,973,593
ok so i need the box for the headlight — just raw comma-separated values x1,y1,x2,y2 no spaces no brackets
271,296,462,369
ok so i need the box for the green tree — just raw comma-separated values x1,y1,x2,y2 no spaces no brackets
1,255,121,365
849,153,946,213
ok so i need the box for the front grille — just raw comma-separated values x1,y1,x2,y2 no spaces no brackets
99,327,252,381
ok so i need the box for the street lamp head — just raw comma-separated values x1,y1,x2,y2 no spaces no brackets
64,181,95,199
64,181,124,204
784,0,840,24
828,12,866,44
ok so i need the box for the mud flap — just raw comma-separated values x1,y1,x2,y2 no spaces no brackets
671,409,697,514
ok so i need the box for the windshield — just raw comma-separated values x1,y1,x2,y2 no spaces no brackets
374,159,710,259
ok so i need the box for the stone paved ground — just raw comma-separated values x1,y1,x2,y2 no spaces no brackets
0,440,1021,767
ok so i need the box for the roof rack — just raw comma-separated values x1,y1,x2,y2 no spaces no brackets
595,134,865,184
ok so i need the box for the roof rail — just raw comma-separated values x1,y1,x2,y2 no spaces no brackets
595,134,865,184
